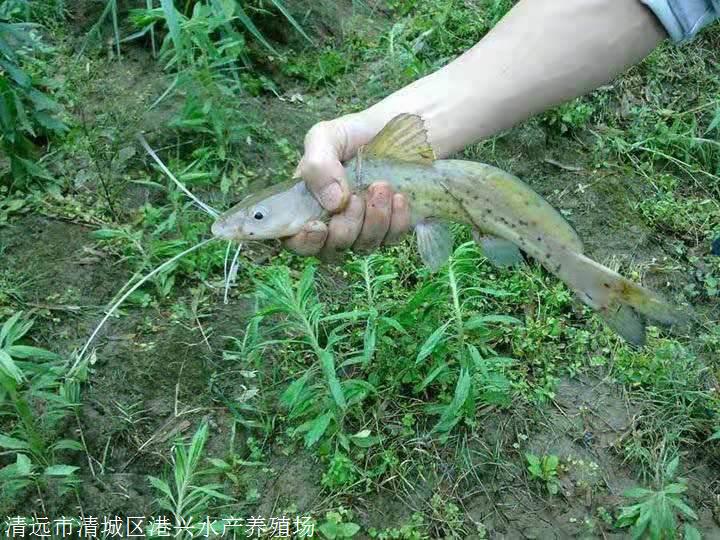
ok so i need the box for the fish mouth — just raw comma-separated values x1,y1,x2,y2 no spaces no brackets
211,220,235,240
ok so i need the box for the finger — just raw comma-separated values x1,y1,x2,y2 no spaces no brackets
353,182,392,253
298,124,350,213
383,193,411,245
282,221,328,257
320,194,365,260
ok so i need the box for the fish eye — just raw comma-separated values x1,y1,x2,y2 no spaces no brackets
250,205,268,221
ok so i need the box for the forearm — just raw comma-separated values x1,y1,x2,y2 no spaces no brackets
349,0,667,158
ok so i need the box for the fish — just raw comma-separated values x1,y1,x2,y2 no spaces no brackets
212,113,689,346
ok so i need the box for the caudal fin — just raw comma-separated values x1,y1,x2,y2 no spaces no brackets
551,249,690,346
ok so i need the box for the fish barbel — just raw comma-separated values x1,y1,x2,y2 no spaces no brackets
212,114,688,346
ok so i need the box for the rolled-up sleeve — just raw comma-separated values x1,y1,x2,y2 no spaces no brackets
641,0,720,43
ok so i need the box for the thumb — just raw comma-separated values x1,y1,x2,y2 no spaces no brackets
296,121,353,213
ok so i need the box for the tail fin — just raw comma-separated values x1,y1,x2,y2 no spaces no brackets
552,249,690,346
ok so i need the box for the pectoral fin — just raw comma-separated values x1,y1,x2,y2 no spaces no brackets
472,230,524,268
416,221,453,271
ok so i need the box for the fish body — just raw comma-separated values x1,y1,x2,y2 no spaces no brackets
343,158,584,252
212,114,688,345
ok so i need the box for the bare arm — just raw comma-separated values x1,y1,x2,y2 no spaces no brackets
286,0,667,256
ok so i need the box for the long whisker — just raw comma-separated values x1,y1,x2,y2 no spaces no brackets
73,237,217,371
224,242,243,305
137,134,221,218
223,240,232,291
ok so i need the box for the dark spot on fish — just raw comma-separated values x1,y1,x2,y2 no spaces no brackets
518,219,528,227
545,253,551,259
473,195,479,200
555,264,562,272
249,232,254,236
603,283,610,288
485,208,492,214
537,237,542,242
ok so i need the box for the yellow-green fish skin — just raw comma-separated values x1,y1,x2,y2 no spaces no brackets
344,157,584,254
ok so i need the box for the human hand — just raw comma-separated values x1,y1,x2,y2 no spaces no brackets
283,115,411,259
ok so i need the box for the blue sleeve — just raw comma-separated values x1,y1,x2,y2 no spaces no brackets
641,0,720,43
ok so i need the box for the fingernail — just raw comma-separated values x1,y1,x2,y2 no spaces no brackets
306,221,326,233
370,186,390,208
319,182,343,211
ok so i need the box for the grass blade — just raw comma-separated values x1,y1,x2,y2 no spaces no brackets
160,0,183,61
110,0,121,58
267,0,314,45
234,1,278,55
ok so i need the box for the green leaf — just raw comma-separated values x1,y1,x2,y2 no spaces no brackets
0,434,30,450
44,464,79,476
267,0,314,44
415,321,449,365
234,1,277,55
148,475,174,500
667,496,698,520
0,58,30,88
319,349,346,410
336,522,361,537
545,454,559,471
663,482,688,495
90,228,126,239
708,430,720,442
160,0,183,59
15,453,33,476
280,370,311,410
349,429,381,448
318,522,338,539
623,487,654,498
33,111,67,133
194,486,235,501
1,311,25,346
51,439,84,452
432,368,471,434
416,361,448,392
464,314,522,330
207,458,231,470
706,106,720,134
8,345,61,361
0,350,25,383
303,412,333,448
664,456,679,480
684,524,702,540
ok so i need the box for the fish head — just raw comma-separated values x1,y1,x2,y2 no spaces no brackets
211,179,325,241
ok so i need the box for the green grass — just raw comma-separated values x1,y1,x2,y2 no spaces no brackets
1,0,719,538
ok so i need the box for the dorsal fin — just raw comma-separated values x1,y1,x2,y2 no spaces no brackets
361,113,436,164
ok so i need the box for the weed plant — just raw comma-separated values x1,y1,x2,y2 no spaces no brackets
0,0,67,185
0,312,87,508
